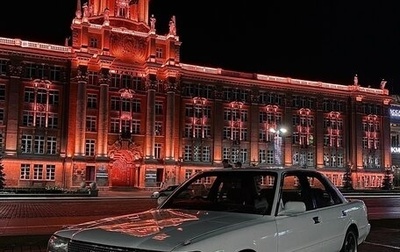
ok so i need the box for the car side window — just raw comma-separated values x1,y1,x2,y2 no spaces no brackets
281,173,336,211
281,175,304,206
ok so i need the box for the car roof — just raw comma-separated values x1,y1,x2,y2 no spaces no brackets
203,167,315,173
193,167,327,179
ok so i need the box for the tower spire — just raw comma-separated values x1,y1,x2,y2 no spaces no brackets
75,0,82,19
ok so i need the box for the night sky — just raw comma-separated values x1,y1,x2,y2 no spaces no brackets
1,1,400,94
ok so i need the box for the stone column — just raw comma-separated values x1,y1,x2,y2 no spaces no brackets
165,77,177,160
75,66,88,156
97,68,110,157
145,75,157,159
4,62,23,156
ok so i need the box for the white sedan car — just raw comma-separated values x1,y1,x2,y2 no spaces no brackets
47,168,370,252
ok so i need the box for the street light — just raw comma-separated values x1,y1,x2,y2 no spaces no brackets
270,127,287,165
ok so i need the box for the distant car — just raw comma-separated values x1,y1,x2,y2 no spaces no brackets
150,184,179,199
47,168,370,252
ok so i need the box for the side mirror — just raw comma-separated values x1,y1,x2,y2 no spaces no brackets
278,201,306,215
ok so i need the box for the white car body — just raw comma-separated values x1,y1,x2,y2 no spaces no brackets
47,168,370,252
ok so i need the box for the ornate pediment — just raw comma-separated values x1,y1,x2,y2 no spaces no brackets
110,33,147,63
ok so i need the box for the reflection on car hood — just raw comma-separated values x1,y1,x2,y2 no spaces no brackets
56,209,268,250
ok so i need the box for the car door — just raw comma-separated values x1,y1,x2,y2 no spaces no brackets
276,207,322,252
274,173,323,251
309,178,349,250
316,203,348,250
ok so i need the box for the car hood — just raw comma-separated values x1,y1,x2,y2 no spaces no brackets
56,208,271,250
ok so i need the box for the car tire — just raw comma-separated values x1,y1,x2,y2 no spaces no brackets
340,228,358,252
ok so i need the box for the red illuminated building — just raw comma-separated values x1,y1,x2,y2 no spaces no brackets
0,0,392,190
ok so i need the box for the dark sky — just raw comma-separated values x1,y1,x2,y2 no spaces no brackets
1,1,400,94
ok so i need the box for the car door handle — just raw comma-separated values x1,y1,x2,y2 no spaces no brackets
313,216,320,224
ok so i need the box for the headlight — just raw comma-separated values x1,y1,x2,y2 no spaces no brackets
47,235,70,252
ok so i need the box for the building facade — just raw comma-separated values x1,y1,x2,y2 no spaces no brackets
0,0,392,190
389,96,400,187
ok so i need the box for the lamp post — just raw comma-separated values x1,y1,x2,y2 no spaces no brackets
270,127,287,166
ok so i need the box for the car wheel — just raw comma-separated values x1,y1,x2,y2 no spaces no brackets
340,228,358,252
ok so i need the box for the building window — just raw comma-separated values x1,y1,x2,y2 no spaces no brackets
36,112,46,128
204,125,211,138
222,147,230,161
85,139,96,156
121,100,130,112
307,151,314,166
0,132,3,152
223,127,231,140
49,66,63,81
24,88,35,103
184,145,192,161
46,165,56,180
259,149,266,164
154,143,161,159
266,150,274,164
0,60,8,75
21,135,33,153
87,94,97,109
89,38,98,48
110,97,120,110
33,164,43,180
20,164,30,180
121,120,130,134
25,63,37,79
231,147,239,163
193,145,201,161
23,87,60,128
132,120,140,134
48,113,58,129
202,146,211,162
86,116,97,132
132,76,142,90
117,6,127,18
241,128,248,141
48,90,59,105
155,101,163,115
223,88,231,101
37,89,47,104
156,48,163,58
0,109,4,125
239,148,248,163
155,121,163,135
87,71,97,85
132,99,141,113
0,85,5,101
194,125,202,138
47,136,57,155
110,118,120,133
121,75,131,89
186,106,193,117
184,124,191,138
110,74,121,88
34,136,45,154
185,169,193,180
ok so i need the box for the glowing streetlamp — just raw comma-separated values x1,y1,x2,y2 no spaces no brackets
270,127,287,165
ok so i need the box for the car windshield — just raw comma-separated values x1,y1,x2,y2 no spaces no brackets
160,169,278,215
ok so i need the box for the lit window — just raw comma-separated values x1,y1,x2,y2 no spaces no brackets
33,164,43,180
85,139,96,156
46,165,56,180
20,164,30,180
